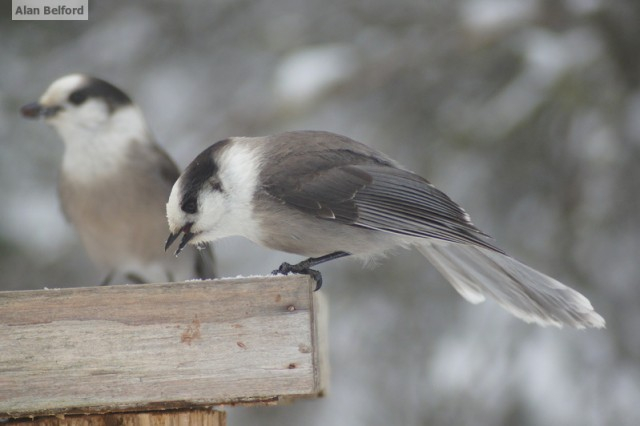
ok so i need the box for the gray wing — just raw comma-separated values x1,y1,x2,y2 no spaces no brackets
148,144,181,188
264,161,502,253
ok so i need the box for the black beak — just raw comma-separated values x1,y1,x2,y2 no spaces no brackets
20,102,62,119
165,223,195,256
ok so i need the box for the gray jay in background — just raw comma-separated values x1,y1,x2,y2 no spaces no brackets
165,130,604,329
21,73,215,284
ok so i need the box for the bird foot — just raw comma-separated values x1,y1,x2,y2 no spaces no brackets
272,261,323,291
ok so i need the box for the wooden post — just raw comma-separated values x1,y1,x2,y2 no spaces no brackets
0,275,328,425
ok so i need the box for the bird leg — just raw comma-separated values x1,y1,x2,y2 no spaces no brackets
272,251,350,290
125,272,147,284
100,270,115,286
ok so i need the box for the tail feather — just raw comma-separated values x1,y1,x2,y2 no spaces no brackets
417,241,605,329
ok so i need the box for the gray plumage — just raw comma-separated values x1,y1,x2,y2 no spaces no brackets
166,130,604,329
22,73,214,284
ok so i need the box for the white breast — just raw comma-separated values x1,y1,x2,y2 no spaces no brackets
58,105,151,183
216,138,265,240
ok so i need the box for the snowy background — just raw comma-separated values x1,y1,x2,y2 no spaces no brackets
2,0,639,425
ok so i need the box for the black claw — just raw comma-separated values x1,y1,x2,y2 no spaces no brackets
272,262,293,276
271,252,350,292
307,269,323,291
272,262,323,291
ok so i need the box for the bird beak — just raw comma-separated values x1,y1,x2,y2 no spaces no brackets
20,102,62,119
165,223,195,256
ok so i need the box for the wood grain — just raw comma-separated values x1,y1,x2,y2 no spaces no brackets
0,275,327,419
6,409,226,425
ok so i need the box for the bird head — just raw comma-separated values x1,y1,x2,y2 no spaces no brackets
21,74,135,138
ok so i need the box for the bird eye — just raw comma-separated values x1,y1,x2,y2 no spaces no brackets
181,197,198,214
209,179,223,192
68,90,88,105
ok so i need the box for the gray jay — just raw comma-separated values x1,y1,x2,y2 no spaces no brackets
165,130,604,329
21,73,214,284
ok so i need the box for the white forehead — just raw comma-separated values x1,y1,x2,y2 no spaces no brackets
166,176,184,232
39,74,88,105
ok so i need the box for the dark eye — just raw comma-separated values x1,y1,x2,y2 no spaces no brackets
68,90,88,105
210,179,223,192
181,197,198,214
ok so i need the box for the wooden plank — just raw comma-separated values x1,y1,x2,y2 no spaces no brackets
7,409,226,425
0,275,327,418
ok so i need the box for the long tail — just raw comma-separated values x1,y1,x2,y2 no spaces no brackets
417,241,605,329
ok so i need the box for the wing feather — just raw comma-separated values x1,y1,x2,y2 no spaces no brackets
263,154,501,252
